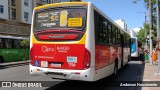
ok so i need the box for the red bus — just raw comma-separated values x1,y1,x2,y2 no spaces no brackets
30,2,131,81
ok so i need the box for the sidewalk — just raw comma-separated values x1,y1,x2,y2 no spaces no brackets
142,60,160,90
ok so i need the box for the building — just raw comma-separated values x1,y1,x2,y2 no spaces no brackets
35,0,82,6
0,0,33,38
0,0,82,39
0,0,8,20
130,30,137,37
114,19,127,30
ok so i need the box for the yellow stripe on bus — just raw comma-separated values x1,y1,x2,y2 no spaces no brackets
34,2,88,11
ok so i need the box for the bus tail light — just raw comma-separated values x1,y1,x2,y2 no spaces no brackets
83,48,91,69
30,47,34,65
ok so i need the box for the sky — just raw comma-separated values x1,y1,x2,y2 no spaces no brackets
83,0,148,31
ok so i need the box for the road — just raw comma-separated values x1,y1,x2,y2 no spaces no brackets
0,61,144,90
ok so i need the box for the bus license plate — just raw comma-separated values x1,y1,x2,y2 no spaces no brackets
67,56,77,63
50,63,61,67
41,61,48,67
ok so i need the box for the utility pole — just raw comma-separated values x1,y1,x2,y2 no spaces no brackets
149,0,153,65
137,12,147,50
143,12,147,50
156,0,160,75
144,12,147,51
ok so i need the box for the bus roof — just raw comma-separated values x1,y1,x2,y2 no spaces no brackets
34,2,88,11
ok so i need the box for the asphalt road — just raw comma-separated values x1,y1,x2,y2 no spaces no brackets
0,61,144,90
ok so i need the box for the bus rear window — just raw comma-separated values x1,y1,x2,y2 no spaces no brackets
131,38,135,45
34,8,87,31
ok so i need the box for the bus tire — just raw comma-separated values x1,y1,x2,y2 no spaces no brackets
0,56,4,63
126,55,131,67
128,55,131,62
113,60,118,77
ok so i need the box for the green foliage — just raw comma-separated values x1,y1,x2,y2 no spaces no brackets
20,40,30,48
137,23,157,45
134,0,158,46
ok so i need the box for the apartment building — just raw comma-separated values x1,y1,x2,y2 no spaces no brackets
0,0,33,38
0,0,8,20
0,0,82,38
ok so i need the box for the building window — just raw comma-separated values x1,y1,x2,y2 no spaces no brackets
61,0,70,2
71,0,81,1
0,5,4,13
11,0,16,7
24,12,29,21
11,8,16,20
24,0,29,6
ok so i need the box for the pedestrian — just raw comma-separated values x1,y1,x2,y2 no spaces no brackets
156,39,160,51
139,47,144,63
144,50,149,61
152,48,157,64
138,47,141,61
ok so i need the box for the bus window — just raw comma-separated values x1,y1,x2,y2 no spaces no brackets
5,39,12,48
14,39,21,48
112,26,116,44
94,11,103,44
0,39,3,48
108,24,112,44
117,29,121,45
131,38,135,45
34,8,86,31
103,21,109,44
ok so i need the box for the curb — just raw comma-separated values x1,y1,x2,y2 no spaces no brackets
0,60,30,68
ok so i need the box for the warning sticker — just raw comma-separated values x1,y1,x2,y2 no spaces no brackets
68,18,82,27
60,10,68,27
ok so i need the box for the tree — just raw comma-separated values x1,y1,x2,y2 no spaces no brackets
137,24,148,46
134,0,157,47
137,23,157,45
20,40,30,48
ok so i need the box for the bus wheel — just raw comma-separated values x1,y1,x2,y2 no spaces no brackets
0,57,4,63
126,55,131,67
113,61,118,77
128,55,131,62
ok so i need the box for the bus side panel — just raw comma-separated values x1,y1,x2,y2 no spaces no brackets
0,49,29,63
123,47,130,65
109,46,118,65
95,45,110,69
92,4,116,81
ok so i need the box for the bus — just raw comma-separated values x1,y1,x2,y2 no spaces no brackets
129,30,139,59
0,36,29,63
131,37,139,59
30,2,131,81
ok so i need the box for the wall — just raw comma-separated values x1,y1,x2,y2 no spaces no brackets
21,0,33,24
0,0,9,20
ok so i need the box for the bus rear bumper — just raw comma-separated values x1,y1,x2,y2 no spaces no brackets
30,64,95,81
